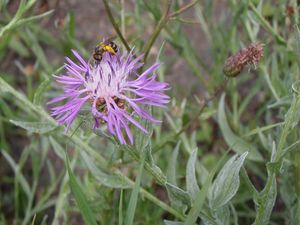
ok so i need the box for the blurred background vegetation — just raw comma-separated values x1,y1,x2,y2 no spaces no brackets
1,0,300,225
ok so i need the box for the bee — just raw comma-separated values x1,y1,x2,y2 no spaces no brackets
93,37,118,64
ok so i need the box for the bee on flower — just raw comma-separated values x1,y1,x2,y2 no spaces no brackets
48,49,170,144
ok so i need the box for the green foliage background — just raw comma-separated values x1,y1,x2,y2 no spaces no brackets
1,0,300,225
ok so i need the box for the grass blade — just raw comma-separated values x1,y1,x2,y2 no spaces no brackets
1,150,31,197
124,152,146,225
119,190,124,225
65,153,97,225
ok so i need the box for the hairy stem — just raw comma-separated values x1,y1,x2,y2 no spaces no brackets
253,93,300,224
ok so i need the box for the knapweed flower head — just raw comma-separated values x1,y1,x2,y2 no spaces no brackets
49,50,170,144
223,42,264,77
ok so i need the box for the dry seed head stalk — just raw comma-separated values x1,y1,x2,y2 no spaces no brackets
223,42,264,77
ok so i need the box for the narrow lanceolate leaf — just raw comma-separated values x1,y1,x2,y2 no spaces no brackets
65,154,97,225
10,120,57,134
186,149,200,199
1,150,31,198
81,151,130,189
209,152,248,209
33,77,52,105
118,190,124,225
218,94,263,161
167,141,181,185
16,10,54,27
124,152,146,225
49,136,65,160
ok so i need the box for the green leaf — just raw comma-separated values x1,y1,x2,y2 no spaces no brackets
23,28,52,73
209,152,248,209
294,25,300,69
1,149,31,197
118,190,124,225
65,153,97,225
218,94,263,161
33,78,52,105
203,205,231,225
244,122,283,137
0,77,13,94
167,141,181,185
124,152,146,225
15,10,54,27
81,151,130,189
184,150,229,225
166,182,191,209
164,220,183,225
186,148,200,199
285,92,300,129
10,120,57,134
241,167,258,196
49,136,65,160
9,36,30,57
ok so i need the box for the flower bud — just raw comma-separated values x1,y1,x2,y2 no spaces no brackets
223,43,263,77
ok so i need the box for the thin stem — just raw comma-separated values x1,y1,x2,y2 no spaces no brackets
142,0,172,63
102,0,131,51
0,77,184,220
169,0,200,18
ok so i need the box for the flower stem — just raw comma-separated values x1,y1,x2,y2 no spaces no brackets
102,0,131,52
142,0,172,63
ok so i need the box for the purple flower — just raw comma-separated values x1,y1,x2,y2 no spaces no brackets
48,50,170,144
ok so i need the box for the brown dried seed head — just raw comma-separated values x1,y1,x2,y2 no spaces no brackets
223,54,245,78
223,42,264,77
245,43,264,66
